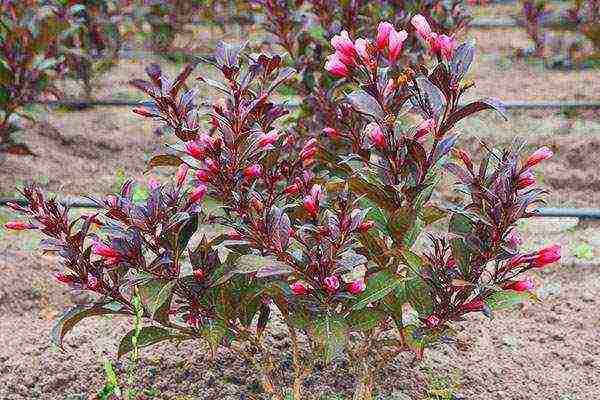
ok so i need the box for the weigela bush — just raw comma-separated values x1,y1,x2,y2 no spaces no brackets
5,14,561,400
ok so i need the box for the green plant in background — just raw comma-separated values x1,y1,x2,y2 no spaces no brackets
574,243,593,261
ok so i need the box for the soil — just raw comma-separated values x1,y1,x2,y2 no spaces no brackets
1,11,600,400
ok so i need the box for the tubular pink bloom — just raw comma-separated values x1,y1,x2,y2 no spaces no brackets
244,164,262,179
204,158,219,174
347,279,366,295
106,194,118,208
446,258,457,269
383,78,396,98
198,133,219,151
507,254,527,269
257,130,279,148
376,21,394,49
505,228,523,248
503,277,535,292
388,29,408,62
322,127,340,139
55,272,73,284
190,184,207,203
415,118,437,140
457,149,473,171
185,313,199,327
283,184,300,196
324,275,340,293
227,229,243,240
532,244,561,268
87,276,101,291
309,184,325,202
148,178,160,190
195,169,210,183
300,139,318,161
4,221,32,230
424,314,440,328
435,34,456,60
303,195,319,217
325,53,349,77
461,299,485,312
354,38,372,66
517,171,536,189
290,281,310,295
411,14,432,39
175,164,189,186
367,123,385,149
132,107,155,118
184,141,205,160
193,269,204,282
526,146,553,168
358,220,375,233
331,30,357,63
92,242,119,259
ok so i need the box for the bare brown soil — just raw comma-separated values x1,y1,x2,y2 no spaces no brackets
1,19,600,400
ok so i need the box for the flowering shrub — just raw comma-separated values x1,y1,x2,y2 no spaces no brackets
0,0,66,153
4,15,562,400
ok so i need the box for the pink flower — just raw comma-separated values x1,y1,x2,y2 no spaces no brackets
457,149,473,171
55,272,73,284
204,158,219,174
367,123,385,149
92,242,119,259
227,229,243,240
283,184,300,196
503,277,535,292
347,279,366,295
257,130,279,148
376,21,394,49
325,53,349,77
507,254,527,269
331,30,357,64
323,127,340,139
4,221,32,230
354,38,373,67
415,118,437,140
526,146,553,168
87,276,101,291
300,139,318,161
244,164,262,179
324,275,340,293
505,228,523,248
106,194,118,208
303,195,319,217
290,281,310,295
195,169,210,183
132,107,156,118
193,269,204,282
461,299,485,312
190,184,207,203
148,178,160,190
517,171,536,189
383,79,396,98
388,28,408,62
176,164,189,186
184,141,205,160
358,220,375,233
185,313,199,327
435,34,456,60
411,14,432,39
532,244,561,268
424,314,440,328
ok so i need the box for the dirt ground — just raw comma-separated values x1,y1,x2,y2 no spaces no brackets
1,8,600,400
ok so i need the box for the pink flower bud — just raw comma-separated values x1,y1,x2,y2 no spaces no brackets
383,79,396,98
424,314,440,328
376,21,394,49
303,195,319,217
4,221,32,230
244,164,262,179
532,244,561,268
148,178,160,190
194,269,204,282
185,313,199,327
507,254,527,269
388,28,408,63
411,14,432,39
184,141,205,160
284,184,300,196
446,258,457,269
106,194,118,208
505,228,523,248
331,30,357,64
176,164,189,186
92,242,119,259
325,53,349,77
322,127,340,139
290,281,310,295
457,149,473,171
435,34,456,60
324,275,340,293
358,220,375,233
367,123,385,149
526,146,553,168
55,272,73,284
347,279,366,295
415,118,437,140
204,158,219,174
354,38,372,66
503,277,535,292
87,276,101,291
517,171,536,189
257,130,279,148
300,139,318,161
132,107,156,118
461,299,485,312
195,169,210,183
190,184,207,203
227,229,243,240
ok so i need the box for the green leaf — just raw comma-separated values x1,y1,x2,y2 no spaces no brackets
422,206,447,226
346,90,384,120
176,213,198,255
349,271,403,311
151,280,176,320
346,309,385,332
0,87,9,105
406,278,433,316
314,314,347,364
485,290,537,311
118,326,180,358
52,304,124,348
201,319,228,357
388,207,423,247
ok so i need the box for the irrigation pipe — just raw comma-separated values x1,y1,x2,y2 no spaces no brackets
1,197,599,220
